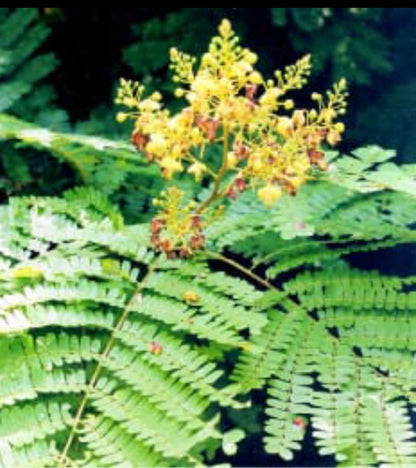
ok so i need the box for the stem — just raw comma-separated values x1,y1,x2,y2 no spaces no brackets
196,123,229,214
59,257,159,466
204,250,274,290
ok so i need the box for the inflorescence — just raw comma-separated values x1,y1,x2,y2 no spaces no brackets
116,19,348,258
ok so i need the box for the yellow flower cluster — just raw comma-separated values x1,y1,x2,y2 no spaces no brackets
116,19,348,255
150,187,205,258
150,186,225,256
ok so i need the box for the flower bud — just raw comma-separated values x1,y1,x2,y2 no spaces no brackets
183,290,200,303
257,184,282,207
276,117,294,138
116,112,128,123
292,110,306,127
326,129,341,146
148,341,163,355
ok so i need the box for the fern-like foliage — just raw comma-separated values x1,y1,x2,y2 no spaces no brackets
0,9,73,200
229,260,416,465
0,8,58,114
1,115,416,466
0,113,207,222
0,186,272,467
216,147,416,465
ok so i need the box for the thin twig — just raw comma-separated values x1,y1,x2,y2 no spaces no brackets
59,256,159,466
196,123,229,214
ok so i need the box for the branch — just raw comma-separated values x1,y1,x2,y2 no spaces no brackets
58,256,160,466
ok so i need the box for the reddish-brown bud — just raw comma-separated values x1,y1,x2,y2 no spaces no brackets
292,416,306,431
151,218,165,234
166,250,177,260
191,214,203,230
247,100,255,111
159,238,172,253
233,141,250,159
150,234,161,249
282,180,297,196
306,132,323,147
226,187,237,199
195,116,219,141
148,341,163,355
245,84,258,101
190,234,205,250
131,129,149,152
235,178,246,192
179,247,191,259
307,149,324,164
316,159,329,171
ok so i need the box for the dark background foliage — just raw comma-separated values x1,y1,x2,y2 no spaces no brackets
37,8,416,162
2,7,416,201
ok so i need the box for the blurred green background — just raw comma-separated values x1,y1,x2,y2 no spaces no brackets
1,7,416,200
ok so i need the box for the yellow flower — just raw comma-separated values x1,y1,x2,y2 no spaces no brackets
284,99,294,110
160,157,183,179
226,151,238,169
289,176,306,189
292,110,306,127
249,71,263,85
175,88,186,98
219,18,232,37
320,108,337,124
183,290,200,303
170,47,179,59
146,133,168,157
334,122,345,133
245,52,258,65
276,117,294,138
151,91,162,101
115,19,349,251
187,161,207,182
339,77,347,88
116,112,128,123
248,154,263,172
257,184,282,207
327,129,341,146
123,97,137,108
11,266,43,279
